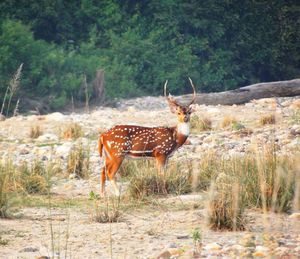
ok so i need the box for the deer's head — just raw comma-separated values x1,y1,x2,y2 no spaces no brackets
164,78,196,123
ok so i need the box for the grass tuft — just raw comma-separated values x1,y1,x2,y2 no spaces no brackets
259,114,276,126
67,144,90,179
91,196,122,223
127,160,192,199
190,115,212,133
62,123,84,140
29,125,43,139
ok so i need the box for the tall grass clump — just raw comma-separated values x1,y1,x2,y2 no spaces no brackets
29,125,43,139
193,145,299,230
62,123,84,140
67,144,90,179
207,178,246,230
90,196,122,223
0,64,23,117
259,114,276,126
190,115,212,133
127,160,192,199
0,160,15,217
18,159,51,194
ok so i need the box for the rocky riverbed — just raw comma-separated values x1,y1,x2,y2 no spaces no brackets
0,96,300,258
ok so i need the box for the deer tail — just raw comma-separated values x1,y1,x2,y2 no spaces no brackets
98,135,104,157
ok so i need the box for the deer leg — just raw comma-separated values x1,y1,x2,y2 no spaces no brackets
106,157,123,196
100,167,106,197
155,154,168,173
155,154,169,194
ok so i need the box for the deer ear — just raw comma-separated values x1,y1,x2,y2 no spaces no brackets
167,98,179,114
188,104,196,113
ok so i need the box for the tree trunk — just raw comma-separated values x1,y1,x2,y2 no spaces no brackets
92,69,105,104
178,79,300,105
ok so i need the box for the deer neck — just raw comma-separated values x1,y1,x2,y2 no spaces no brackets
175,122,190,146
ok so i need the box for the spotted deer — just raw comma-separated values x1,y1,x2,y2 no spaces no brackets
98,78,196,196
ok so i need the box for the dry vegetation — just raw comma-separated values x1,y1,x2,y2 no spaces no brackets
1,97,300,258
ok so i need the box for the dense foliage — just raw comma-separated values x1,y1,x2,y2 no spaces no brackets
0,0,299,110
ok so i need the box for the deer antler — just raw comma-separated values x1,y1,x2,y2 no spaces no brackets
164,80,179,106
188,77,196,106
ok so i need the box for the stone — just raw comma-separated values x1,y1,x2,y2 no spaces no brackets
203,242,222,250
156,250,172,259
289,212,300,220
19,246,39,252
35,133,59,142
45,112,65,121
274,247,289,256
56,143,73,158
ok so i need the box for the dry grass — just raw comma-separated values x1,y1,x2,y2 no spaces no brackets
190,145,299,230
220,115,238,129
259,114,276,126
67,144,90,179
126,160,192,199
18,160,51,194
0,160,14,217
190,115,212,133
29,125,43,139
61,123,84,140
207,180,246,230
90,196,122,223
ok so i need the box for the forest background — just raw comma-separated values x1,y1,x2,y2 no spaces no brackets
0,0,299,110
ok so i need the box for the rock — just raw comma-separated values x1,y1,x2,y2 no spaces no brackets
45,112,65,121
156,250,171,259
224,244,245,253
35,133,59,142
55,142,73,158
19,148,30,155
19,246,39,252
253,246,270,257
203,242,222,250
289,99,300,110
274,246,289,256
168,248,183,257
239,234,256,247
289,212,300,220
69,173,77,179
0,114,5,121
